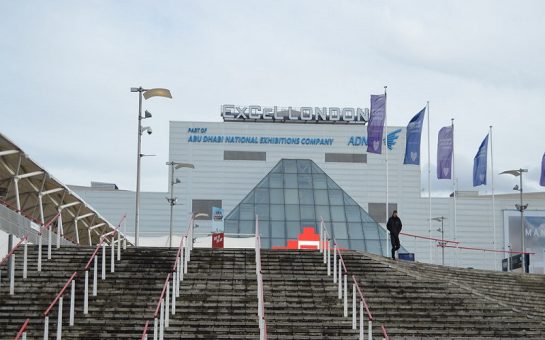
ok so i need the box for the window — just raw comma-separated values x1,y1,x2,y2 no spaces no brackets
325,153,367,163
224,150,266,161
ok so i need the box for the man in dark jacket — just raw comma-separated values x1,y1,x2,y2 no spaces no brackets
386,210,402,260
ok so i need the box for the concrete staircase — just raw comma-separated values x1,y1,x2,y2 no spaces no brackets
2,245,545,339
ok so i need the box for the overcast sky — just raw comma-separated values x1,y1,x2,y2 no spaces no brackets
2,1,545,196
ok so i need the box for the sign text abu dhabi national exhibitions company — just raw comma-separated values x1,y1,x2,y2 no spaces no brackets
221,104,369,124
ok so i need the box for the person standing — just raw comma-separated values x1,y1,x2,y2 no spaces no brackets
387,210,402,260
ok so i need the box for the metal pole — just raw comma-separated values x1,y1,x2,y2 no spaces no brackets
23,241,27,279
384,86,390,259
70,280,75,326
153,317,158,340
7,234,13,277
338,258,342,299
520,171,525,273
102,243,106,280
44,316,49,340
9,254,15,295
84,270,89,314
111,239,115,273
93,256,98,296
359,301,364,340
451,119,457,257
333,245,337,283
343,274,348,317
135,88,143,247
38,236,42,272
165,282,170,328
117,232,121,261
327,240,331,276
159,299,165,340
169,163,175,248
368,320,373,340
352,284,356,329
172,273,176,315
490,126,497,270
48,227,52,260
442,219,445,266
427,101,432,263
56,296,63,340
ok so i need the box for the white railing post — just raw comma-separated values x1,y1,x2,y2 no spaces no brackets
111,240,115,273
359,301,364,340
176,260,181,297
319,223,323,254
343,274,348,317
117,232,121,261
56,296,63,340
9,254,15,295
368,319,373,340
102,243,106,280
38,236,43,272
352,284,356,329
22,331,27,340
172,273,176,315
93,256,98,296
23,240,28,279
165,282,170,328
84,270,89,314
338,259,342,299
48,228,52,260
327,240,331,276
159,299,165,340
323,231,327,264
153,317,158,340
333,245,337,283
43,316,49,340
70,280,75,326
184,237,189,274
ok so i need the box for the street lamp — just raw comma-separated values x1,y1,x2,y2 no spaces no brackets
431,216,447,265
500,168,528,273
166,161,195,248
131,86,172,247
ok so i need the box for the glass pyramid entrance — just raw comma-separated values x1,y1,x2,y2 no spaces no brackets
225,159,393,256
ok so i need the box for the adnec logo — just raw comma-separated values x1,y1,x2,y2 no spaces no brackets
347,129,402,150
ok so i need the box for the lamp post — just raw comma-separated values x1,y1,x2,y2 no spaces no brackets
131,87,172,247
166,162,195,248
432,216,447,265
500,169,528,273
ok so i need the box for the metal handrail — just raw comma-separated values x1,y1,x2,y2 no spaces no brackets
400,231,459,244
153,273,172,318
83,215,126,271
14,318,30,340
141,320,150,340
352,276,373,321
320,222,348,274
381,324,390,339
439,244,535,255
44,271,78,316
38,212,61,235
0,235,27,266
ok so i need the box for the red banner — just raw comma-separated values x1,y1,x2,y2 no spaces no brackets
212,232,224,249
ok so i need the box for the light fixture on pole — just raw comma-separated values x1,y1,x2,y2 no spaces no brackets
131,87,172,247
166,161,195,248
500,168,528,273
431,216,447,265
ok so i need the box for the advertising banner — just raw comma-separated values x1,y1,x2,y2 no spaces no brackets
212,207,224,233
212,232,224,249
504,210,545,274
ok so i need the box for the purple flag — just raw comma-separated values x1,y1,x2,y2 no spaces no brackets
437,126,453,179
540,153,545,186
472,134,488,186
367,94,386,154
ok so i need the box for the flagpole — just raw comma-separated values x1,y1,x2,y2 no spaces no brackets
451,118,457,267
384,86,389,258
490,125,497,270
427,101,432,264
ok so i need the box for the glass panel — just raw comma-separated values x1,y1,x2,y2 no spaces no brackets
329,190,343,205
330,206,346,221
271,238,286,248
332,222,348,239
260,238,271,249
270,189,284,204
348,222,364,239
285,204,300,220
270,205,285,221
284,174,298,188
239,220,254,234
270,162,283,173
286,221,301,239
240,204,254,220
255,204,270,220
327,178,340,189
350,239,365,251
311,163,323,173
271,222,285,238
259,220,271,237
345,206,361,222
283,159,297,173
269,174,283,188
284,189,298,204
363,222,379,239
226,206,239,220
297,174,312,189
256,177,268,188
299,189,314,205
315,205,330,221
314,190,329,205
300,205,315,220
365,239,383,254
312,174,327,189
255,188,269,204
361,210,375,223
242,191,255,204
343,193,358,206
297,160,312,173
224,220,238,233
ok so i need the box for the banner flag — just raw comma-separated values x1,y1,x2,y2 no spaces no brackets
437,126,453,179
403,107,426,165
473,134,489,186
540,153,545,186
367,94,386,154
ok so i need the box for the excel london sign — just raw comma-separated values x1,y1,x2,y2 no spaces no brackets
221,104,370,124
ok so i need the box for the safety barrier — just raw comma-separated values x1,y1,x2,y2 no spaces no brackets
14,318,30,340
141,214,195,340
319,218,389,340
255,215,268,340
43,271,78,339
0,235,28,296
